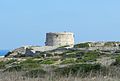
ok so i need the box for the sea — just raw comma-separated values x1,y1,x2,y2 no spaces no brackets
0,50,9,57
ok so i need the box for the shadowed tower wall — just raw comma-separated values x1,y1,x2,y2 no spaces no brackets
45,32,74,47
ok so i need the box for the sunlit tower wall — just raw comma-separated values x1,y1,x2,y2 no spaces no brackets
45,32,74,47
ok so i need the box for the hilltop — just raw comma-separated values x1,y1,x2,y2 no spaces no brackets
5,41,120,58
1,41,120,80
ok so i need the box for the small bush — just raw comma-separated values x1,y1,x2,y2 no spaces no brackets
0,61,6,69
4,65,22,72
20,58,41,64
20,59,42,70
21,63,41,70
25,69,46,78
5,59,17,64
111,55,120,66
76,59,85,63
61,58,76,64
74,43,89,48
55,64,102,76
82,51,99,62
0,59,18,70
40,59,55,64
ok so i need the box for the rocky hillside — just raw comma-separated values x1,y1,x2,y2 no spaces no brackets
3,41,120,68
1,41,120,79
5,41,120,58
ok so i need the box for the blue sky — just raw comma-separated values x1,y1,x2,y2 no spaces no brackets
0,0,120,49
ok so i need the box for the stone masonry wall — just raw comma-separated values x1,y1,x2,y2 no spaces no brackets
45,32,74,47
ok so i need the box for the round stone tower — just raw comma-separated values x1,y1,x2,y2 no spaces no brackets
45,32,74,47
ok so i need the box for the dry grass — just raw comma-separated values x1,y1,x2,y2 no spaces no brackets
0,67,120,81
0,73,120,81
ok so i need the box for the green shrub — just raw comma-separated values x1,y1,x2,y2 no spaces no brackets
5,59,17,64
21,63,41,70
61,51,99,64
20,59,42,70
0,59,18,70
55,64,102,76
4,65,22,72
40,59,55,64
20,58,41,64
74,43,89,48
61,58,76,64
75,51,99,63
3,59,42,72
112,55,120,66
25,69,46,78
0,61,6,69
104,42,117,47
82,51,99,62
76,59,85,63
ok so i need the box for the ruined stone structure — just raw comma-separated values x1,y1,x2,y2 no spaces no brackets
45,32,74,47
